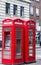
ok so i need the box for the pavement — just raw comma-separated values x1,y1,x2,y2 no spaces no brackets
26,60,41,65
0,45,41,65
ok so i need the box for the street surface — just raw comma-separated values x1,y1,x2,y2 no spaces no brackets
0,46,41,65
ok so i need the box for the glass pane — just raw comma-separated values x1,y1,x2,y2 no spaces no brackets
6,3,10,14
16,39,22,59
16,28,22,31
13,5,17,15
5,33,11,50
16,39,22,53
29,28,34,57
16,28,22,38
16,28,22,59
20,6,24,16
16,31,22,38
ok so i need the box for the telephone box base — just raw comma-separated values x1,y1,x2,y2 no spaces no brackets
24,61,36,64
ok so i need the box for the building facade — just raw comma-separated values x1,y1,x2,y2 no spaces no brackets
0,0,31,48
29,0,41,44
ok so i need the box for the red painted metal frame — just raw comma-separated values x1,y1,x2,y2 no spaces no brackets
25,20,36,63
2,19,24,64
2,19,14,64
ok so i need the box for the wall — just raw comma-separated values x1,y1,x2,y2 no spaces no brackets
0,0,30,41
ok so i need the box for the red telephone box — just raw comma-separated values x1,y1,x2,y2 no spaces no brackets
2,19,24,64
25,20,36,63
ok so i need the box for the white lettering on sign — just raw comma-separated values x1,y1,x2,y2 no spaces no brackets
15,22,22,24
4,22,12,25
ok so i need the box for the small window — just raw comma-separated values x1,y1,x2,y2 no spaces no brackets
20,6,24,17
29,6,34,15
6,3,10,14
36,0,39,2
36,8,39,16
13,5,17,15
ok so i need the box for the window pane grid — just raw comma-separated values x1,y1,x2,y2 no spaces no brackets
20,6,24,17
13,5,17,15
6,3,10,14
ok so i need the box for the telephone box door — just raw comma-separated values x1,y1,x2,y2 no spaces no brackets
2,19,14,64
13,19,24,64
2,29,13,64
15,27,24,63
28,26,36,62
